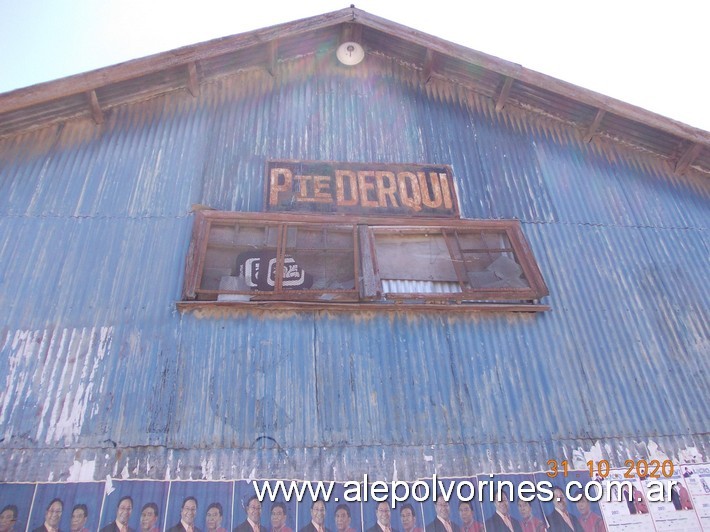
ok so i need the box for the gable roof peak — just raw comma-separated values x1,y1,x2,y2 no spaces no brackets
0,7,708,175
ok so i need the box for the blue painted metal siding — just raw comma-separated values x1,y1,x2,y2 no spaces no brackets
0,52,708,480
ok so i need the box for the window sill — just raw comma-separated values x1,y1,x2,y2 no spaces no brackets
176,300,550,313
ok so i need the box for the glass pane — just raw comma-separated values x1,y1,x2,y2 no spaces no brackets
201,223,277,294
456,231,511,251
374,228,533,296
285,226,356,291
450,230,527,289
236,223,278,247
465,252,528,288
374,232,457,282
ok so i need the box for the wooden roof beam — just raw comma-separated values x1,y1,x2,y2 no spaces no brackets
267,40,279,77
86,90,103,124
186,62,199,97
584,109,606,142
423,49,436,82
675,142,703,175
495,76,514,112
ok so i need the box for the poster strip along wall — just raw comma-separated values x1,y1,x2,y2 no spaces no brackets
1,465,709,531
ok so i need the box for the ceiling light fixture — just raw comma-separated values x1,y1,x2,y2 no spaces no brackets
336,41,365,66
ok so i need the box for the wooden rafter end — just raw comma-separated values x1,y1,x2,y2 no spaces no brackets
495,76,514,112
86,90,103,124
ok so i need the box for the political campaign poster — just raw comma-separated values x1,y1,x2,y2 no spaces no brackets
596,469,654,531
682,464,710,530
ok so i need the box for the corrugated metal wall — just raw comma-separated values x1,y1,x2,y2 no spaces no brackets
0,52,708,481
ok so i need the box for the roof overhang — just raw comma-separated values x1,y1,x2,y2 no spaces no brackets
1,7,709,176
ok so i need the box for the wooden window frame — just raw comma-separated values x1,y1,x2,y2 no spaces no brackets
179,211,550,313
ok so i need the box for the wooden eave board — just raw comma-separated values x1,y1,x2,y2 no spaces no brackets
94,65,187,109
0,93,89,136
602,112,686,156
434,54,504,97
510,79,599,126
694,147,710,169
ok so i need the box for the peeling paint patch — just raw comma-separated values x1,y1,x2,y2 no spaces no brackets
575,441,605,470
105,476,116,497
68,459,97,481
202,457,215,480
678,446,703,463
647,440,672,463
0,326,113,446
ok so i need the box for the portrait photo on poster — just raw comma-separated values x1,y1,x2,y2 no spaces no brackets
165,481,233,532
0,483,37,532
234,480,269,532
481,474,547,532
98,480,168,532
28,482,104,532
329,483,361,532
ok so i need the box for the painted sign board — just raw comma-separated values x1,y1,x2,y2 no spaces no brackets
265,160,459,217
